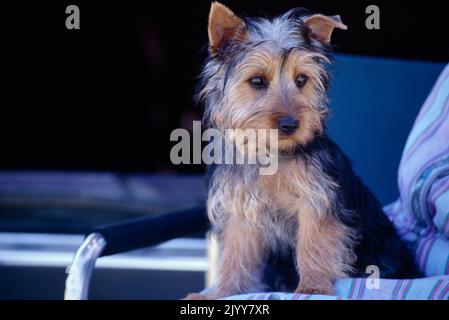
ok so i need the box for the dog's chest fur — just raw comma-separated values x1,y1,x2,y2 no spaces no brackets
209,155,338,248
209,156,340,291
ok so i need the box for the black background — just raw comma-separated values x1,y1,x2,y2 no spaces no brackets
2,1,448,173
0,299,445,317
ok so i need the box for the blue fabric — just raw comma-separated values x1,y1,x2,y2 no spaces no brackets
329,54,445,205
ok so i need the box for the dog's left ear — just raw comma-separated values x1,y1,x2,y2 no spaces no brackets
303,14,347,44
208,2,246,53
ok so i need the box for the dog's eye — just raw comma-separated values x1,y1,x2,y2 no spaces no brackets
248,76,267,89
295,74,308,89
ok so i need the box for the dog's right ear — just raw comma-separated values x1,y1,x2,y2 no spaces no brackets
303,14,347,44
208,2,246,53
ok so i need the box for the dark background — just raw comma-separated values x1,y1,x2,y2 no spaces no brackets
2,0,449,173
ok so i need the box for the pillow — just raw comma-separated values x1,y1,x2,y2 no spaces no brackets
386,64,449,276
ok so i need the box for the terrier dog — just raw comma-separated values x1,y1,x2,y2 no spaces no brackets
188,2,419,299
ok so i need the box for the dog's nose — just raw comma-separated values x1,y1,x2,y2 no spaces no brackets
278,116,299,134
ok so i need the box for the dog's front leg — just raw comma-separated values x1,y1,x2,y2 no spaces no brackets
294,203,354,296
186,214,265,300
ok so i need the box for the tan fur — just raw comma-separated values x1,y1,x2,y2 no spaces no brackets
208,2,246,52
206,213,266,298
304,14,348,43
295,206,356,295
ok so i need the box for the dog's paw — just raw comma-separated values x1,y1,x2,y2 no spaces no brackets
184,292,209,300
294,285,335,296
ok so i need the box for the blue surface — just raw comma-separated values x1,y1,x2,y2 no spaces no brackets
328,54,446,205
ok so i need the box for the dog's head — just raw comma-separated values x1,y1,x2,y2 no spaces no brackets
198,2,346,153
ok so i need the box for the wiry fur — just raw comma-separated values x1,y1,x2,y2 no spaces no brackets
187,4,419,300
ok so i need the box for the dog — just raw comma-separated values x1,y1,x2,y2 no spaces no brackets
187,2,419,299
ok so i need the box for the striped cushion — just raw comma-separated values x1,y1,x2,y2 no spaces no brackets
223,276,449,300
386,63,449,277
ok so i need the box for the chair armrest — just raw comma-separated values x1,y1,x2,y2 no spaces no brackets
65,206,208,300
65,232,106,300
95,206,208,257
